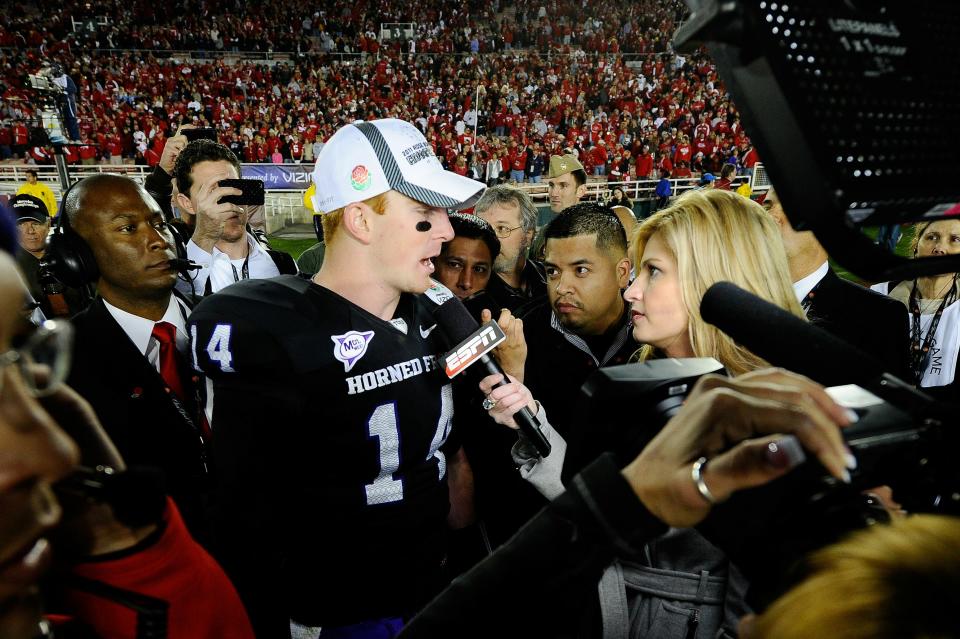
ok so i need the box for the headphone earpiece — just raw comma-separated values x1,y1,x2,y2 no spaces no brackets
42,178,100,287
165,216,188,261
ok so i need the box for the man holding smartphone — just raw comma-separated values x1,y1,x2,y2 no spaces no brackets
173,139,295,296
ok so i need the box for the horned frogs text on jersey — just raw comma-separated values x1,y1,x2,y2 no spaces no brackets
188,276,460,627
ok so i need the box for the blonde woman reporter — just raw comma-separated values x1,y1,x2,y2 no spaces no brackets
470,191,825,639
625,189,804,375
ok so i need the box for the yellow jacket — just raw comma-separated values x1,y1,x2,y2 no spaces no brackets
303,183,316,212
17,182,58,218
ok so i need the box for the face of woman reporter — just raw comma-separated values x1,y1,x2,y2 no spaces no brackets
623,231,692,357
625,190,803,376
0,252,79,638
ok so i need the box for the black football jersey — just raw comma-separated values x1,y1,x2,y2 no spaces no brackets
189,276,460,629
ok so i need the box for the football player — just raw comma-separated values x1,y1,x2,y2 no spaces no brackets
189,119,486,637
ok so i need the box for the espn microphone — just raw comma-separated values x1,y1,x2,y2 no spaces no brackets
169,258,202,272
432,297,552,457
700,281,935,414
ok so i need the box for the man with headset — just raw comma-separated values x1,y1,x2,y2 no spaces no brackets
46,174,212,541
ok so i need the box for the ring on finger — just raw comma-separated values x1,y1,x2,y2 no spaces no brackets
482,397,498,411
691,457,718,505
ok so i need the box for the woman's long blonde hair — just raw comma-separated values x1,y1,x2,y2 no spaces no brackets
631,189,804,376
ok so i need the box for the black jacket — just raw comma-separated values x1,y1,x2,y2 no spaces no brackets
463,299,637,548
66,296,211,540
464,258,547,319
144,164,175,220
399,454,668,638
805,268,911,381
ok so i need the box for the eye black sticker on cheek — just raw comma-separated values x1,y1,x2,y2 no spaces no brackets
415,221,432,232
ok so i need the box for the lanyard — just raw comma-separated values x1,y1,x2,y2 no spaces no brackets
229,253,250,283
908,277,958,386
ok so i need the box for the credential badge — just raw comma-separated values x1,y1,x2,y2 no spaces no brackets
332,330,375,372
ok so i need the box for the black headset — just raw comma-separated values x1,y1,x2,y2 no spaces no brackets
43,177,188,288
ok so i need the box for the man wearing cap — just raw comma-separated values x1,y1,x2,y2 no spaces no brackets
189,118,484,637
10,193,85,317
546,153,588,215
16,169,58,221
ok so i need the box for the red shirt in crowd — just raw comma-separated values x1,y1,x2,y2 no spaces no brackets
62,499,255,639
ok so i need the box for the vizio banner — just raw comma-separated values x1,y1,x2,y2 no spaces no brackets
241,164,315,190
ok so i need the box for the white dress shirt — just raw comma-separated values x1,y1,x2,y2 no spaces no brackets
178,232,280,296
102,294,191,373
792,261,829,304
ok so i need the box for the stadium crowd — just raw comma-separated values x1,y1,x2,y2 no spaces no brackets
0,0,758,183
1,0,686,55
2,1,955,638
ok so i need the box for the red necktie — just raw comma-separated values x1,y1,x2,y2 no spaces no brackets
152,322,213,440
152,321,186,401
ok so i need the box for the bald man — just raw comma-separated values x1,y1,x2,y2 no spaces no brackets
60,175,212,539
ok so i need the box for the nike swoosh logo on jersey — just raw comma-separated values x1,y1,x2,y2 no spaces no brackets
420,324,437,338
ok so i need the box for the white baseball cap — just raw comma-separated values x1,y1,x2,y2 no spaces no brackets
311,118,485,214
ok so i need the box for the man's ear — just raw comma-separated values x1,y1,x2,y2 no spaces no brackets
341,201,374,245
617,256,631,288
763,200,784,226
576,183,588,200
176,192,196,217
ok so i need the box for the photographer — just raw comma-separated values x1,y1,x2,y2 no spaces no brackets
172,140,295,296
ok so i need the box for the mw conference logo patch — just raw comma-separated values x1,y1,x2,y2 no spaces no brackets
332,330,375,372
351,165,371,191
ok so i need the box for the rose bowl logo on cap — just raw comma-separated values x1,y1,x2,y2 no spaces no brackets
350,165,371,191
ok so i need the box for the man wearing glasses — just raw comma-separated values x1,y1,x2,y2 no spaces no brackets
471,185,547,316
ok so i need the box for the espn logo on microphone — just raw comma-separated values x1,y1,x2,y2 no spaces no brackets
444,321,507,378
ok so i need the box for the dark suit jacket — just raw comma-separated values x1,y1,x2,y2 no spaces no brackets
66,297,211,539
806,268,911,381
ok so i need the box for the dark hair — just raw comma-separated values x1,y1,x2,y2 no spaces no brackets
173,139,242,196
25,169,38,177
543,202,627,256
445,213,501,260
720,163,736,179
611,188,632,207
571,168,588,188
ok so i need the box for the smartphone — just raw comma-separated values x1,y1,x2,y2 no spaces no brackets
218,179,265,206
182,128,218,143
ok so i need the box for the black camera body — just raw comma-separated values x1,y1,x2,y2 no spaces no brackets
217,178,265,206
581,358,960,610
